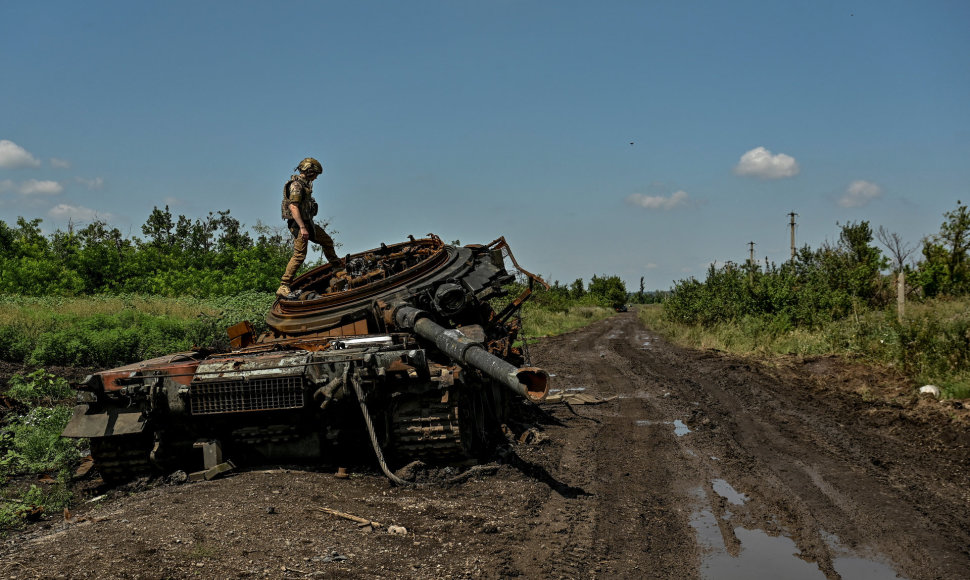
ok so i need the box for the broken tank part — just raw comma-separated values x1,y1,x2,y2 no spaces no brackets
63,235,549,484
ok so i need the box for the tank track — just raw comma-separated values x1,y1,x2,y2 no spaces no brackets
390,393,470,463
90,434,154,483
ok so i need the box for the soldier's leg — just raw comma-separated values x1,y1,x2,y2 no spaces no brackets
280,234,309,290
311,223,341,264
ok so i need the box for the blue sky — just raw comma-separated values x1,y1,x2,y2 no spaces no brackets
2,1,968,290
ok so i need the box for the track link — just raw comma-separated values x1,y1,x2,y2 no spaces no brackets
390,393,470,463
90,434,154,484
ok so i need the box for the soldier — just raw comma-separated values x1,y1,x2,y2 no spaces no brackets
277,157,341,298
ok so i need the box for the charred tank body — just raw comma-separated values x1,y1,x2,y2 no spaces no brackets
63,235,549,483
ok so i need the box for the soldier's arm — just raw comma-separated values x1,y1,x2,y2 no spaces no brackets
288,182,310,240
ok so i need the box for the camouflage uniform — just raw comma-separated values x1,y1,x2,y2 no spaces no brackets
280,173,340,288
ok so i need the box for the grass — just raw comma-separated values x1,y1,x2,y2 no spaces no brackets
640,298,970,399
0,292,275,367
521,303,615,338
0,293,217,327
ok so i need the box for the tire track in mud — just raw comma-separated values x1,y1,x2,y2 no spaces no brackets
522,318,698,578
532,312,969,580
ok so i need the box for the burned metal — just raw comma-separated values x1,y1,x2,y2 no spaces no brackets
63,235,549,484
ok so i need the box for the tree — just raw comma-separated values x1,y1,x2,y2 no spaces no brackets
876,226,916,320
876,226,916,272
588,275,627,309
937,200,970,293
836,220,887,304
914,200,970,297
569,278,586,299
142,206,175,247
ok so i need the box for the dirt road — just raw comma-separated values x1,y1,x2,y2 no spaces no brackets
2,312,968,579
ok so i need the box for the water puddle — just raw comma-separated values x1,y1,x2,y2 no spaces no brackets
690,487,903,579
673,419,691,436
633,419,692,436
711,479,747,505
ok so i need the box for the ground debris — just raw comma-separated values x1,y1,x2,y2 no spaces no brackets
316,506,382,528
544,392,616,405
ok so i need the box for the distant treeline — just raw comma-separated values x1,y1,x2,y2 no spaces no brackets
663,200,970,329
0,206,295,297
523,275,629,311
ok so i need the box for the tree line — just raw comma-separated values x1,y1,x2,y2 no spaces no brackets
0,207,295,297
664,200,970,328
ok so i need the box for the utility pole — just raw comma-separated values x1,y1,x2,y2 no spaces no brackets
788,211,798,260
748,241,756,283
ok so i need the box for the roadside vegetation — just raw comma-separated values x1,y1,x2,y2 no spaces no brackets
0,370,82,530
0,208,627,533
509,274,627,339
642,201,970,399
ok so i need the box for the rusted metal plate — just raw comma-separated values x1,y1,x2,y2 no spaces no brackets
192,353,310,382
62,405,147,438
227,320,256,349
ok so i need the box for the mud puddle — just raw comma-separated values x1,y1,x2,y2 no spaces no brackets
690,486,903,579
634,418,692,436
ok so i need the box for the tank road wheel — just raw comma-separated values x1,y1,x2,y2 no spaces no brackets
89,433,155,485
389,391,470,464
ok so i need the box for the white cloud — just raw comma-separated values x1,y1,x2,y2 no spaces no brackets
0,140,41,169
0,179,65,195
734,146,800,179
644,263,658,269
838,180,882,208
75,176,104,189
48,204,110,222
626,190,689,210
50,158,71,169
18,179,63,195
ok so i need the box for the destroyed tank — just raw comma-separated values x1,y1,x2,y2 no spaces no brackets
63,235,549,483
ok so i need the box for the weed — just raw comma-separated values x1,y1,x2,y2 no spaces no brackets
189,543,219,559
3,406,84,476
6,370,73,405
644,297,970,400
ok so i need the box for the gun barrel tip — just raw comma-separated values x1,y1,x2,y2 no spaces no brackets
517,367,549,402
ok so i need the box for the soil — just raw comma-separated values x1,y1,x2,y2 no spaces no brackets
2,312,968,579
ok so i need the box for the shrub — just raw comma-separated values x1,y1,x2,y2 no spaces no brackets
2,406,83,476
5,370,73,405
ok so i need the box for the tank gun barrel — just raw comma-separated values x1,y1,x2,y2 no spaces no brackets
394,306,549,402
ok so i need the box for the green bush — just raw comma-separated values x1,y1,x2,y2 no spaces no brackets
0,368,84,533
0,483,74,532
6,370,73,405
2,406,82,477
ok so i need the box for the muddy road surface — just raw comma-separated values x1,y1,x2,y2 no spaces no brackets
2,312,968,579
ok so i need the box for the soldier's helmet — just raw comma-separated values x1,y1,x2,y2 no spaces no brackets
297,157,323,175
